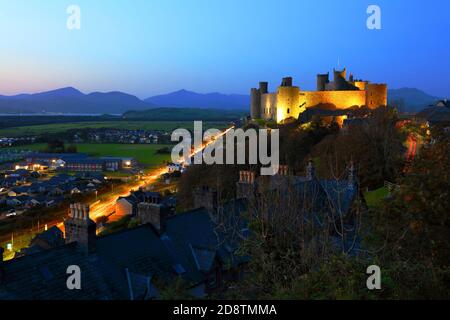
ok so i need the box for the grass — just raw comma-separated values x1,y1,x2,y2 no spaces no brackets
364,187,389,208
0,120,229,137
11,143,173,166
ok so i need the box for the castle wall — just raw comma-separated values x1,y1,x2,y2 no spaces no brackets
275,86,304,122
252,71,388,123
250,88,261,119
366,83,387,109
261,93,277,120
352,81,368,91
303,90,367,109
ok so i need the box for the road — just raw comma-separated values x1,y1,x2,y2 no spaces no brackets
406,133,418,161
55,125,234,231
1,125,234,253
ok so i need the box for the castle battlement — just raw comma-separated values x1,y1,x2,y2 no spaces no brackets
250,68,387,123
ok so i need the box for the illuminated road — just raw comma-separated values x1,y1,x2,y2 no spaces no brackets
1,125,234,254
406,133,417,161
56,125,235,229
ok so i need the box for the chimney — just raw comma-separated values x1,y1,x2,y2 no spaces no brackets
137,202,168,233
236,170,257,199
64,203,96,254
193,186,218,213
239,170,256,184
278,165,289,176
306,159,315,181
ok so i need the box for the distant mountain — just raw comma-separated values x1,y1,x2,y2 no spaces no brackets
2,86,440,115
388,88,442,113
144,89,249,110
0,87,249,114
124,107,246,121
0,87,152,114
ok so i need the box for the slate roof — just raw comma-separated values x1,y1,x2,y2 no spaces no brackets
27,153,89,160
0,200,248,300
33,226,64,247
65,158,105,165
0,243,123,300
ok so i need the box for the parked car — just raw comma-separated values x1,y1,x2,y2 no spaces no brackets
6,209,17,217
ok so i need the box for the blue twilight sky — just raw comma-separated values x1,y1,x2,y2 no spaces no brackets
0,0,449,98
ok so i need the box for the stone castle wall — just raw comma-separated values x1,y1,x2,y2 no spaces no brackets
302,90,367,109
261,93,277,120
253,71,388,123
366,83,388,109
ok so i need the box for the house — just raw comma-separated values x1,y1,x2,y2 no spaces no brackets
434,99,449,108
0,200,247,300
20,226,65,256
235,162,363,252
101,157,136,171
115,190,162,216
65,158,105,172
25,153,89,170
167,162,182,173
115,196,137,216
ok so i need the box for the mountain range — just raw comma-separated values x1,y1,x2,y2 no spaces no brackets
387,88,442,113
0,87,443,115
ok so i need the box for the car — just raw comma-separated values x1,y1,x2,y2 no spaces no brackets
6,209,17,217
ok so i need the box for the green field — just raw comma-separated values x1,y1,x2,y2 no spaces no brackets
364,186,389,208
0,120,229,137
12,143,173,166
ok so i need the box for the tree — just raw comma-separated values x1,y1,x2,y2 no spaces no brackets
312,106,404,189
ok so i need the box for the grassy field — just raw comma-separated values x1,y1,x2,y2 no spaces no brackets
364,186,389,208
12,143,173,166
0,120,229,137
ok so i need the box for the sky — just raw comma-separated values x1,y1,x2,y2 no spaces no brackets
0,0,449,99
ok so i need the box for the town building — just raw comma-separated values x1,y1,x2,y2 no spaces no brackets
0,198,247,300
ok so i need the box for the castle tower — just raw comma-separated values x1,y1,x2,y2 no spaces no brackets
366,83,388,109
64,203,96,254
281,77,293,87
250,88,261,119
259,81,268,94
333,68,348,90
317,73,329,91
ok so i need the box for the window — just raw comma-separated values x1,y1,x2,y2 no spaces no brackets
287,108,290,114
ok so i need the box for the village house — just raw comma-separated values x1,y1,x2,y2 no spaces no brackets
0,198,247,300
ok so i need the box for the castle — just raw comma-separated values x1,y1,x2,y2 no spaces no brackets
250,68,387,123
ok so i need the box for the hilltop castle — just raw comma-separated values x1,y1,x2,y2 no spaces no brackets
250,68,387,123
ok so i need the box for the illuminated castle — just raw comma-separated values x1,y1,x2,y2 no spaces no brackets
250,68,387,123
